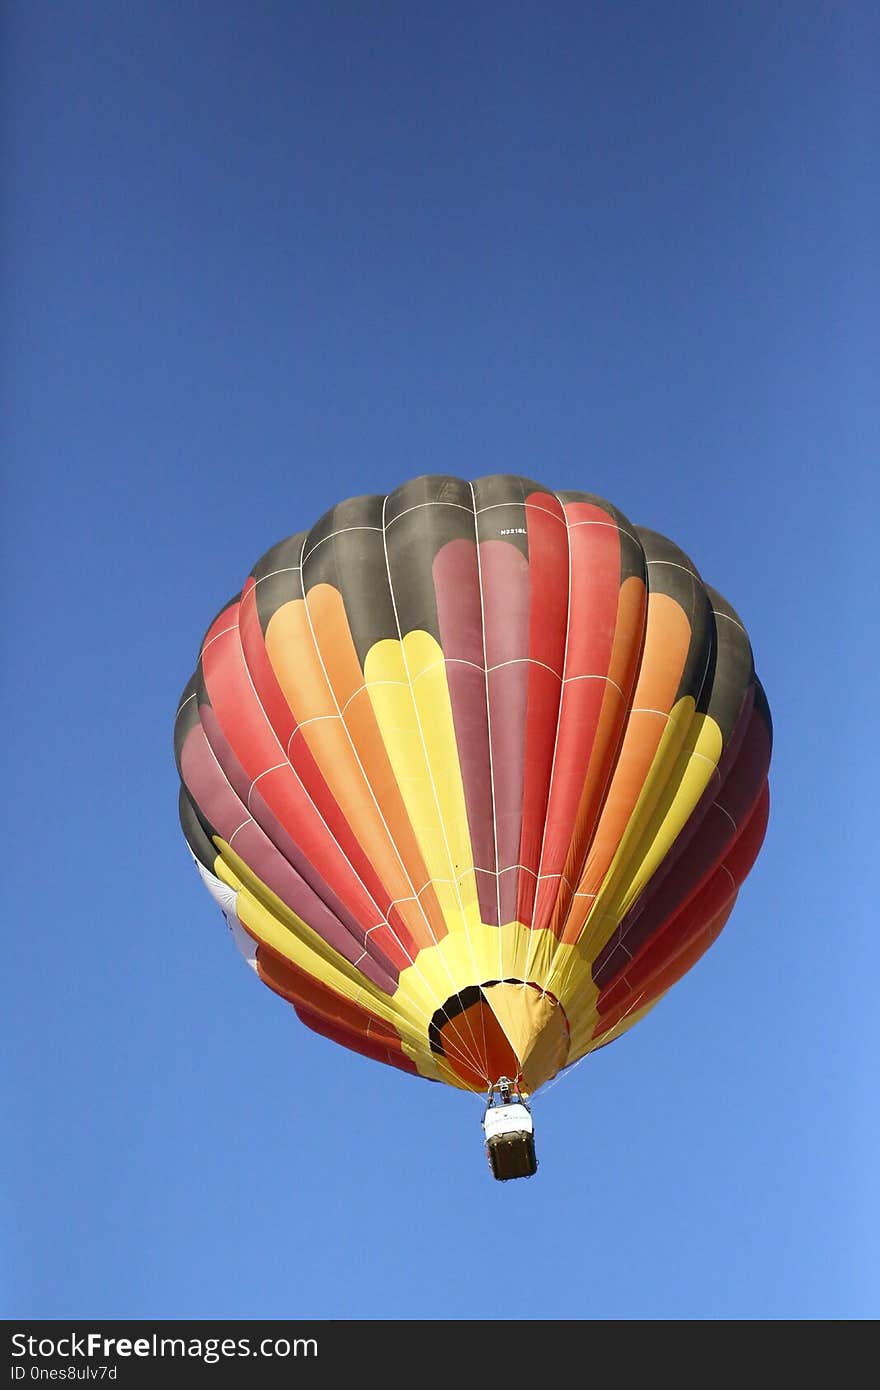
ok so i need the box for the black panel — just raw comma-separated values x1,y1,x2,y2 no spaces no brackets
753,676,773,746
250,531,307,635
301,494,399,667
703,584,756,744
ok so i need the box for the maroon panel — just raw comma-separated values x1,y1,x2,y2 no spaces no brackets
433,537,496,923
434,535,531,926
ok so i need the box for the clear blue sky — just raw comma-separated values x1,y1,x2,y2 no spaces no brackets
3,3,877,1320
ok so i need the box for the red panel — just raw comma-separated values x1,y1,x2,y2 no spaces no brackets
293,1006,420,1076
238,578,298,751
518,493,568,924
532,503,621,931
480,540,531,924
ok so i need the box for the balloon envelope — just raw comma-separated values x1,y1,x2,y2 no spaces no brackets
174,475,771,1094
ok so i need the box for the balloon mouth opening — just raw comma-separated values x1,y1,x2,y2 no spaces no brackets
428,979,571,1094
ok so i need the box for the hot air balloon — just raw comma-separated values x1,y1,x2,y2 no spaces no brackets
174,475,771,1180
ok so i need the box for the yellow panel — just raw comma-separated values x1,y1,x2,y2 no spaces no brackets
364,633,480,935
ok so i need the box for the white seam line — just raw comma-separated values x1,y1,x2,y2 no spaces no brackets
714,610,749,636
301,525,383,565
228,817,254,846
384,498,563,529
246,762,289,810
201,623,238,654
564,673,625,696
646,559,697,575
493,656,558,677
385,500,474,527
286,717,336,750
252,565,301,585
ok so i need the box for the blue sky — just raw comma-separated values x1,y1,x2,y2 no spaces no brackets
3,3,877,1320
